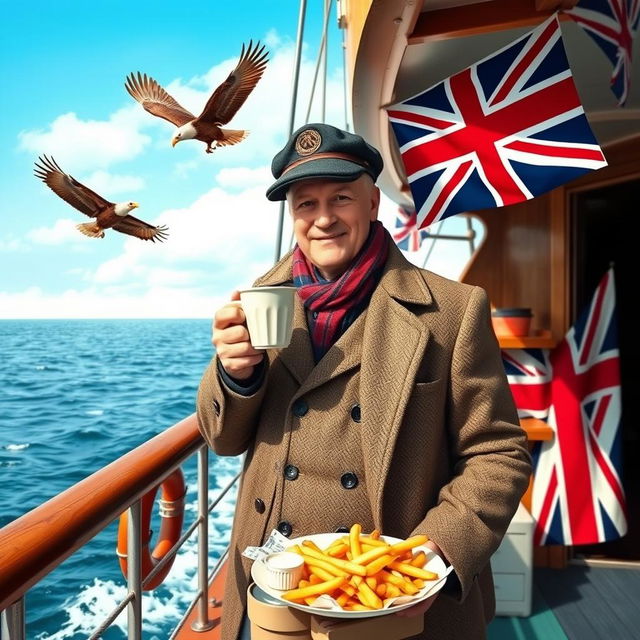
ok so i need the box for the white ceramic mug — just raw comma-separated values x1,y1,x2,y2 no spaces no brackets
237,286,296,349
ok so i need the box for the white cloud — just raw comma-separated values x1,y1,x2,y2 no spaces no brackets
18,107,152,171
82,171,145,195
27,218,86,245
90,182,278,292
215,166,271,190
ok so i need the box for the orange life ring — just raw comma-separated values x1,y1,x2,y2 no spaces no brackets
117,467,186,590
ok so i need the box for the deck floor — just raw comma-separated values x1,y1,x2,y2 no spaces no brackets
488,565,640,640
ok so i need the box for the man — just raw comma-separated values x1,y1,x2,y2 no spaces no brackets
197,123,532,640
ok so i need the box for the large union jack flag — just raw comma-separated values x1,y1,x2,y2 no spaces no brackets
387,15,607,230
566,0,640,106
531,269,627,545
393,206,430,251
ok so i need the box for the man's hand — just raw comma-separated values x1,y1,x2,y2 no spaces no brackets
213,291,264,380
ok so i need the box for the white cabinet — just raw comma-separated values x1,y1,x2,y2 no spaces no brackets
492,502,534,617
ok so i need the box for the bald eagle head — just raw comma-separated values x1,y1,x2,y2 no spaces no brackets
114,201,139,216
171,122,198,147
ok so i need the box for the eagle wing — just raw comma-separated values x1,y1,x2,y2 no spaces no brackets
198,40,268,125
112,215,169,242
34,155,112,218
125,72,195,127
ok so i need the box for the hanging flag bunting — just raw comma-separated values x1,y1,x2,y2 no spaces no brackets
387,14,607,230
393,206,430,251
565,0,640,106
531,268,627,546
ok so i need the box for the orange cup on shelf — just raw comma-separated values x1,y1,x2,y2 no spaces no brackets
491,308,532,337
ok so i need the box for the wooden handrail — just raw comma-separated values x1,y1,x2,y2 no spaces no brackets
0,413,204,610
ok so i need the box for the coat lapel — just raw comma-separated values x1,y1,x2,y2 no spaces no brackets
359,243,433,528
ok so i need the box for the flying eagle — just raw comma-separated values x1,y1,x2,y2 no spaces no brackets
34,156,169,242
125,41,268,153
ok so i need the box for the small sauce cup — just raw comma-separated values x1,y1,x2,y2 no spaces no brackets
264,551,304,590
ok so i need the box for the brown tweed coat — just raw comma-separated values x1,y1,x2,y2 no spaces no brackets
197,242,532,640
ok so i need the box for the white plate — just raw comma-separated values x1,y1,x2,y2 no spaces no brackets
250,532,451,619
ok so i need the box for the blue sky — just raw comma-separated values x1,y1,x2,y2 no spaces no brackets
0,0,476,318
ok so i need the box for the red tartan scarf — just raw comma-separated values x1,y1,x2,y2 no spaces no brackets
292,221,389,361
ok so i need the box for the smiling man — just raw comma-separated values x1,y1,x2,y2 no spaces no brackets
197,123,532,640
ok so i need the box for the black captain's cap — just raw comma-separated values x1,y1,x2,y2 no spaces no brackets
266,123,384,201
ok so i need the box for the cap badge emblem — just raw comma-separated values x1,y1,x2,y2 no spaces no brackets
295,129,322,156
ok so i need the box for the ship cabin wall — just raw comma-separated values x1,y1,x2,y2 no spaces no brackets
460,135,640,567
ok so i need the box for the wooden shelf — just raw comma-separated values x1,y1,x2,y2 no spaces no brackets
498,330,557,349
520,417,553,441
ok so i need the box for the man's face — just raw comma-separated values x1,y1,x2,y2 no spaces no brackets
287,175,380,280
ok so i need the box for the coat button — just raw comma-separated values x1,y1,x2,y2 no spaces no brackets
277,521,293,537
335,526,350,533
341,472,358,489
284,464,299,480
254,498,265,514
350,404,361,423
292,398,308,417
213,400,221,417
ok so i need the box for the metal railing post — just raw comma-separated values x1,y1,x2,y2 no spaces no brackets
127,500,143,640
191,445,214,632
2,597,25,640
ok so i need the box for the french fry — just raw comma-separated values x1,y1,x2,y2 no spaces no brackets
281,576,347,602
353,545,392,566
360,536,387,547
301,545,367,576
308,564,339,582
369,528,381,540
356,579,383,609
386,583,401,598
387,535,429,555
327,542,349,558
365,576,378,590
389,560,438,580
411,550,427,567
364,553,396,576
349,523,363,558
378,569,420,595
302,554,349,577
375,583,387,597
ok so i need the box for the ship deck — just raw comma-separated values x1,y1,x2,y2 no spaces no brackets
489,565,640,640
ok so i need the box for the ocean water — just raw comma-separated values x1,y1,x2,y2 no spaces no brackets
0,319,242,639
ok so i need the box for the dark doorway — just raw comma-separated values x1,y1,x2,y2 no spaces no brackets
571,178,640,561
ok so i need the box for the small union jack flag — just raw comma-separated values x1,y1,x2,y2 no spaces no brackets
566,0,640,106
531,269,627,545
502,348,552,421
387,15,607,230
393,207,430,251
